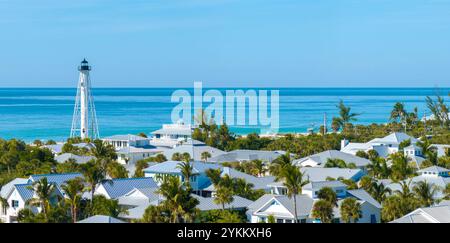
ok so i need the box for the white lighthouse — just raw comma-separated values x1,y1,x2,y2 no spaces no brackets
70,59,99,140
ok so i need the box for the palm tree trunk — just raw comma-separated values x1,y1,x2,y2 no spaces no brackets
293,194,298,223
72,205,77,223
91,186,95,212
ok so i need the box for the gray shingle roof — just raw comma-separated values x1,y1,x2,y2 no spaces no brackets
247,194,314,217
77,215,126,223
347,189,381,208
193,194,253,211
221,167,275,190
210,150,285,163
55,153,94,164
29,173,83,187
417,166,450,174
295,150,371,167
162,144,226,161
390,206,450,223
102,134,148,141
100,177,158,199
303,180,347,190
143,161,221,175
299,167,363,182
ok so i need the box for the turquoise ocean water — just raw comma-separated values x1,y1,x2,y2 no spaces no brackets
0,88,448,142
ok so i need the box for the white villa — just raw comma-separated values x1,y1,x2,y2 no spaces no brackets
341,132,418,158
0,173,82,223
246,188,381,223
150,122,195,147
102,134,162,164
162,139,226,161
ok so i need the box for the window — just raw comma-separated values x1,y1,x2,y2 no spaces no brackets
300,219,306,223
271,201,280,206
276,219,284,223
336,189,343,193
285,219,293,223
11,200,19,208
259,217,266,223
370,214,377,223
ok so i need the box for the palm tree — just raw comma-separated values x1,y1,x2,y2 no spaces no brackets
181,152,191,162
26,177,56,220
0,196,9,216
205,168,222,186
444,183,450,200
200,151,211,162
214,185,234,210
393,180,419,214
269,152,292,177
331,117,341,132
390,102,407,123
317,187,338,206
324,158,347,168
176,160,194,189
359,176,374,192
340,197,362,223
91,139,117,160
426,95,449,128
334,100,360,128
171,152,182,161
141,205,168,223
413,181,439,207
311,199,334,223
251,159,266,177
389,152,414,181
381,195,404,222
370,181,392,203
277,164,309,223
60,177,85,223
81,160,105,208
156,176,199,223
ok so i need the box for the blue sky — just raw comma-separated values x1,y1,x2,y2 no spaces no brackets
1,0,450,87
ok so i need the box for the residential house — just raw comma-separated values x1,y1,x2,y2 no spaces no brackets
102,134,162,164
246,188,381,223
0,173,82,223
341,132,418,158
162,140,226,161
77,215,126,223
202,167,275,197
390,205,450,223
209,150,286,164
294,150,371,169
95,177,158,199
150,122,194,147
386,166,450,200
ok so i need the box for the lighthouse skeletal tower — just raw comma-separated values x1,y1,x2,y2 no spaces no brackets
70,59,100,139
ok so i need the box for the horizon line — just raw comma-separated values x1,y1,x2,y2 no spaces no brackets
0,86,449,89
